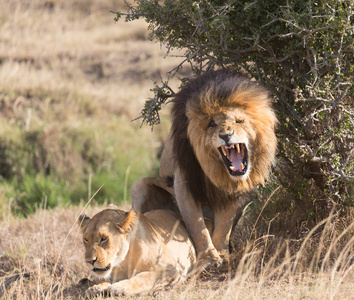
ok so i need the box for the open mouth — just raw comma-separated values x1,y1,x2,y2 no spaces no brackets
218,143,248,176
93,264,111,273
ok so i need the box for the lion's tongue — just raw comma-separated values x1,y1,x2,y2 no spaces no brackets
230,148,243,171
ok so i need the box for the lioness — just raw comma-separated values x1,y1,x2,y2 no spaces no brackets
131,70,277,266
78,208,198,297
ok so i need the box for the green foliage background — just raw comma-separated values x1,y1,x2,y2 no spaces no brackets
0,107,158,216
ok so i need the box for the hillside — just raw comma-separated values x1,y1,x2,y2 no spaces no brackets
0,0,183,215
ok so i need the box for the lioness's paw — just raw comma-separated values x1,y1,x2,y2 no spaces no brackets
85,283,110,298
108,283,127,297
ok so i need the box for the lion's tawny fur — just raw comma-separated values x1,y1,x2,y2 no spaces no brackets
171,70,277,209
131,70,277,264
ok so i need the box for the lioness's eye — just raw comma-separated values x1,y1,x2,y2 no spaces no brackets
83,238,88,244
235,119,244,124
100,237,108,244
208,120,217,128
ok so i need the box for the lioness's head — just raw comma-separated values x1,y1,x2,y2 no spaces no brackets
79,209,136,279
172,70,277,194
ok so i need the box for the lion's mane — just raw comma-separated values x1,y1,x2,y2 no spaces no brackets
171,70,277,210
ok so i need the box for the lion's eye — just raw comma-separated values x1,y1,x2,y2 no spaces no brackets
208,120,217,128
235,119,244,124
83,238,88,244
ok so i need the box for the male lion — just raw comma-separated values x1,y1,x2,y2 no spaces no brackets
78,208,197,297
131,70,277,266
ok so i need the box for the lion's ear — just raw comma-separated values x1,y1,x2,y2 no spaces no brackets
78,214,91,232
116,209,137,234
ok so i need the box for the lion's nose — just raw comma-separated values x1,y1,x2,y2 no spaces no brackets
86,257,97,266
219,131,233,143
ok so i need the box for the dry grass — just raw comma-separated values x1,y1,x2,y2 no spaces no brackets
0,204,353,299
0,0,180,131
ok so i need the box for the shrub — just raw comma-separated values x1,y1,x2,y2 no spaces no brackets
114,0,354,228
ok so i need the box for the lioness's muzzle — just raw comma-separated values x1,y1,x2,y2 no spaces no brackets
93,263,111,273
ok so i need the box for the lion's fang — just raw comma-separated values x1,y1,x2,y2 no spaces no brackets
221,147,227,157
230,166,236,171
240,163,244,170
236,144,240,153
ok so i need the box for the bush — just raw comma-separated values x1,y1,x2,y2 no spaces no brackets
115,0,353,228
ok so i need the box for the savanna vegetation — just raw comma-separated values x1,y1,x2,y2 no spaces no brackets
0,0,184,217
0,0,353,299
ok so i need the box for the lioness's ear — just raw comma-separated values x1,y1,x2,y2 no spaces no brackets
116,209,136,234
78,214,91,232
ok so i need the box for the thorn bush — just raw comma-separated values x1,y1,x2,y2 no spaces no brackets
114,0,353,222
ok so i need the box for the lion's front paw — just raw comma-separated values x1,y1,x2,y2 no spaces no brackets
218,249,230,264
85,283,110,298
197,248,223,269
